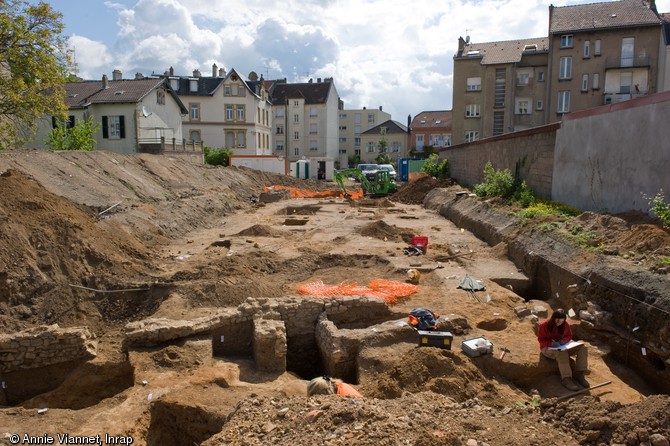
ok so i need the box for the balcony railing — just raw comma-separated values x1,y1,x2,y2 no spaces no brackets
604,55,651,69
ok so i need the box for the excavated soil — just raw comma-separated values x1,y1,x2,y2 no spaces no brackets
0,151,669,446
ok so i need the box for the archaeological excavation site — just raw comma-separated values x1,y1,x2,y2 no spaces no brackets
0,150,669,446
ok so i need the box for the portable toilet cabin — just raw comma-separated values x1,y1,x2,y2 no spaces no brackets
399,158,423,181
295,159,310,179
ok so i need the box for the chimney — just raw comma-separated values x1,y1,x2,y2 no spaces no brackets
219,67,226,77
112,69,122,81
135,72,144,80
457,36,467,57
212,64,218,77
169,66,174,76
102,74,109,89
407,114,412,133
193,69,201,78
379,106,383,111
317,77,322,83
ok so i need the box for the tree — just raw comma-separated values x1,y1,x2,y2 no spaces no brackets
45,115,98,151
374,137,392,164
0,0,71,150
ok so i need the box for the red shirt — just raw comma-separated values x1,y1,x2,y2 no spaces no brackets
537,319,573,349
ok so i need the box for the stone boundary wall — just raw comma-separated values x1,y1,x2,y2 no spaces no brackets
0,325,96,373
439,124,559,200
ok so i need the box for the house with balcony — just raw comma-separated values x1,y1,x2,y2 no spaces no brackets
26,71,188,153
410,110,453,153
548,0,664,116
359,119,410,164
168,66,272,155
267,77,341,165
337,106,391,168
452,37,549,144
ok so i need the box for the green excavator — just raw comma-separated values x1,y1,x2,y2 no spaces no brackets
334,168,397,198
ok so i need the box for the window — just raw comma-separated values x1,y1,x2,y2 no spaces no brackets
190,103,200,121
237,87,245,97
226,132,234,147
560,34,573,48
294,131,299,140
294,114,299,123
493,111,504,135
276,108,285,117
310,124,317,134
224,105,233,121
293,100,299,107
559,57,572,79
276,141,284,151
416,134,424,148
102,115,125,139
517,73,530,85
189,130,201,143
339,125,347,130
354,125,361,134
339,113,347,119
557,91,570,113
366,142,375,153
156,90,165,105
515,99,530,115
466,77,481,91
52,115,75,129
368,113,375,123
536,100,544,111
583,40,590,58
276,125,284,134
189,79,198,92
464,131,479,143
594,39,601,56
354,113,361,124
581,74,589,92
621,37,634,67
310,140,318,151
494,69,506,107
339,137,346,143
231,85,238,96
354,137,361,147
224,85,231,96
465,104,480,117
620,72,632,94
391,142,400,152
294,148,299,156
538,71,545,82
310,107,318,117
592,73,600,90
236,105,245,121
436,135,445,147
236,132,245,147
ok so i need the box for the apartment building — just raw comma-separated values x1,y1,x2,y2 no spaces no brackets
547,0,664,118
452,37,549,145
410,110,453,152
168,66,272,155
267,78,340,163
337,106,391,167
359,120,410,164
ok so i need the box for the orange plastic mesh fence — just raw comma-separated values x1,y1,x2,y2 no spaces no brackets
297,280,418,304
264,185,364,200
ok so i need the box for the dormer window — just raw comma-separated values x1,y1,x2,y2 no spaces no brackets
523,44,537,51
189,79,198,92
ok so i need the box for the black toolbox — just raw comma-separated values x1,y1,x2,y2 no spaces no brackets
417,330,453,349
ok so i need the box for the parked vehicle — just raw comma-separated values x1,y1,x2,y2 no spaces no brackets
377,164,397,181
357,163,379,181
335,168,397,197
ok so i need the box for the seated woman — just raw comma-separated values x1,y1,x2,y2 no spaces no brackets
307,376,363,397
537,308,589,391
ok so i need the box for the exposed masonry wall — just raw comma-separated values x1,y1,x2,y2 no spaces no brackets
0,325,96,373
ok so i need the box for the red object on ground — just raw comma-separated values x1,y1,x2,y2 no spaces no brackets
411,236,429,253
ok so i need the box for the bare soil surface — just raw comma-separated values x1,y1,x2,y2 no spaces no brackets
0,151,669,446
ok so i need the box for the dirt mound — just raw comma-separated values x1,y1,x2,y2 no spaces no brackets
392,175,456,204
357,220,414,242
236,224,286,237
542,394,670,444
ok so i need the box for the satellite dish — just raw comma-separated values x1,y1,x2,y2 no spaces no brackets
142,106,152,118
465,35,471,44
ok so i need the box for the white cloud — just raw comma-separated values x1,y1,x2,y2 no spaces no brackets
68,36,114,78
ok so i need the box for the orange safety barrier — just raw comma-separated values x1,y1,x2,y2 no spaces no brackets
297,279,418,304
264,185,364,199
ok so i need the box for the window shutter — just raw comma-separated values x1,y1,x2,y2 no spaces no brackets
119,116,125,138
52,116,57,129
102,116,108,138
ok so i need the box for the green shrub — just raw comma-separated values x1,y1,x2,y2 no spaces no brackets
645,189,670,229
516,200,581,219
45,116,98,151
421,153,449,180
204,147,233,166
473,162,515,198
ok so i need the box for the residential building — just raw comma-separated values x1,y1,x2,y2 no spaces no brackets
547,0,664,117
452,37,549,145
338,106,391,167
410,110,453,153
359,119,410,164
168,65,272,155
27,71,187,153
267,77,340,163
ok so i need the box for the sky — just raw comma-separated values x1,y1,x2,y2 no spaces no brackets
39,0,670,121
